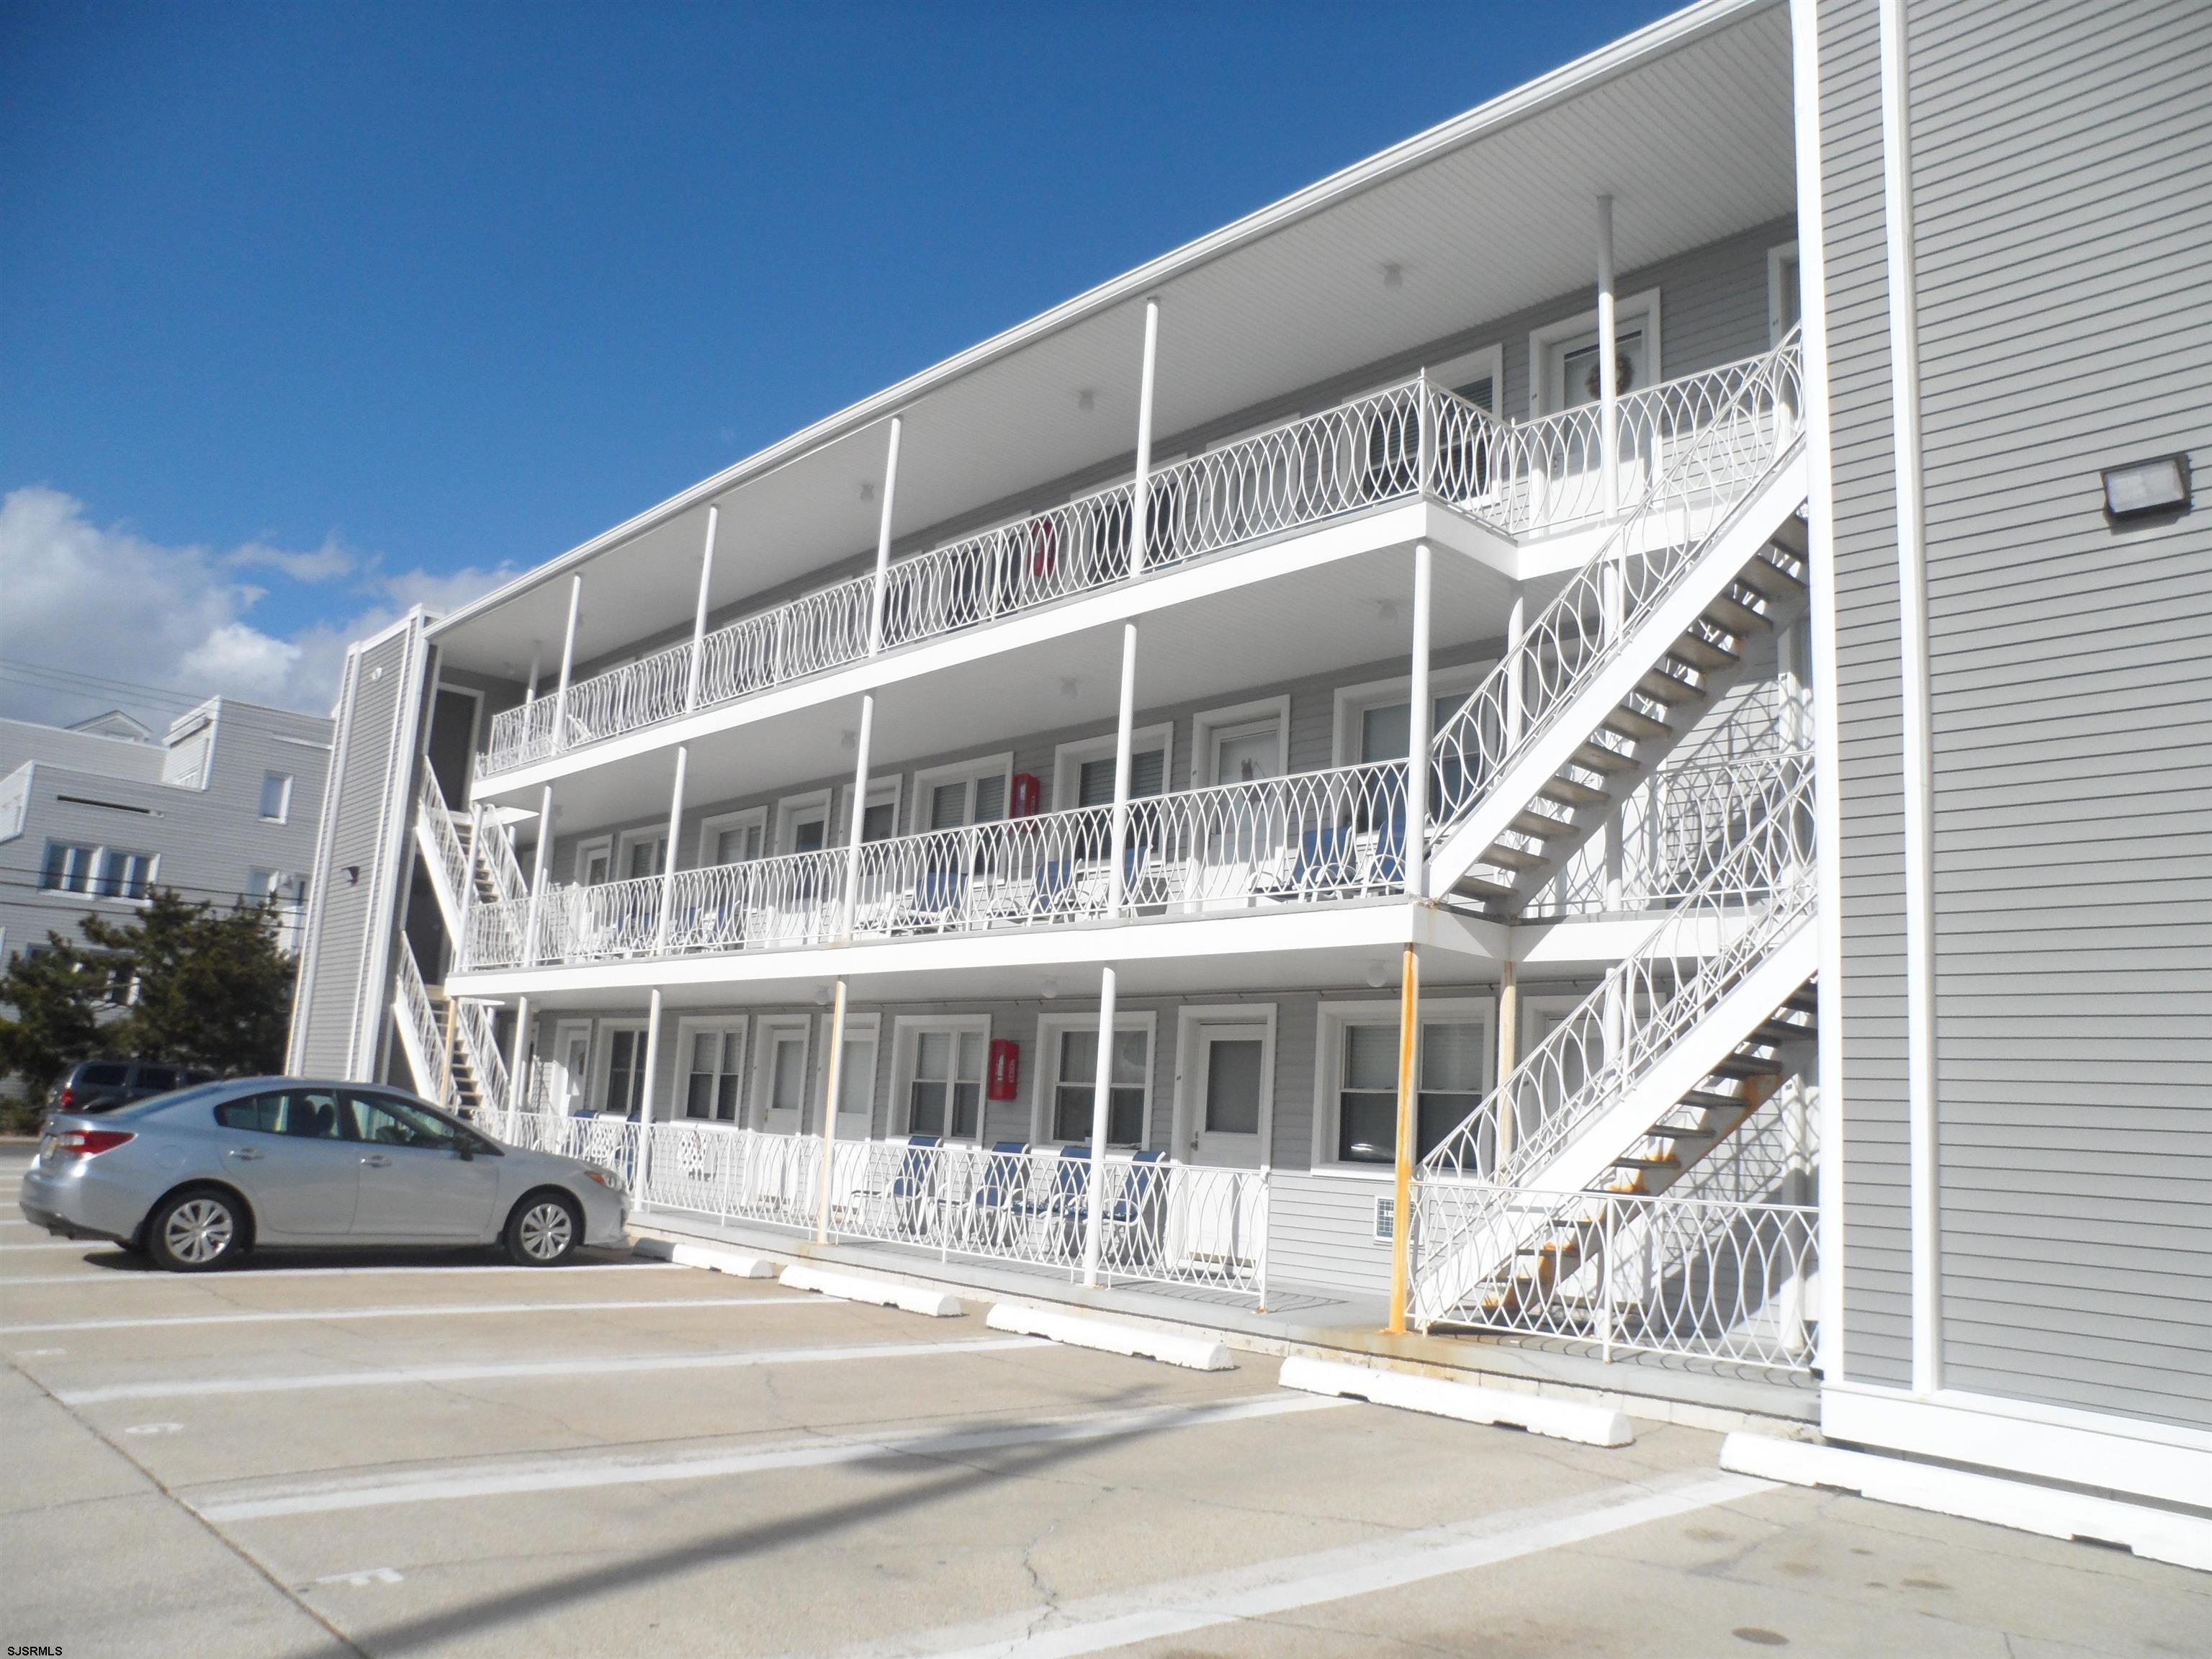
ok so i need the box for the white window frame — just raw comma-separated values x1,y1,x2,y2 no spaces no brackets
674,1015,747,1123
615,826,669,881
697,805,768,869
1768,240,1801,346
40,840,99,895
1169,1002,1277,1162
1030,1008,1158,1148
572,835,613,886
1189,696,1291,789
1051,722,1174,811
889,1014,993,1141
775,788,833,856
1310,997,1493,1177
750,1013,813,1128
593,1018,650,1117
1330,664,1493,768
1527,287,1663,417
837,774,904,845
258,770,294,823
1424,342,1504,412
909,752,1015,833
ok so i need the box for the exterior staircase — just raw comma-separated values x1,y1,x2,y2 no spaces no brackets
405,771,517,1118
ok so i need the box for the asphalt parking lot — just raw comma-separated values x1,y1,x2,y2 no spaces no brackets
4,1146,2206,1658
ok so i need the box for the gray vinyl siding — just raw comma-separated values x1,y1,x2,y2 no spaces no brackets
1815,0,1915,1390
1901,0,2212,1429
291,627,420,1079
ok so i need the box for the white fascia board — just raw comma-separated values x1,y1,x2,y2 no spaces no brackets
449,899,1503,1002
1820,1381,2212,1514
426,0,1773,642
473,500,1500,804
1514,909,1750,968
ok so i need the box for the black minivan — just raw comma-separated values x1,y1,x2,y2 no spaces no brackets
43,1059,220,1126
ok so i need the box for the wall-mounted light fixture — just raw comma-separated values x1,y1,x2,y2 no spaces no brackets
2101,453,2191,520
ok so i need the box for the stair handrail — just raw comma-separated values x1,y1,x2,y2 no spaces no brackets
1419,752,1815,1192
452,996,509,1115
416,768,472,917
1424,330,1803,841
475,809,531,909
394,939,454,1109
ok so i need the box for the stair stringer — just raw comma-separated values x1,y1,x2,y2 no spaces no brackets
1425,449,1808,899
1413,917,1818,1329
413,804,467,939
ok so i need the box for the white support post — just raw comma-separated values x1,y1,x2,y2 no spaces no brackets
1106,623,1137,914
522,785,553,966
1495,958,1519,1164
1405,543,1433,899
524,649,541,704
815,977,850,1243
840,696,874,939
1503,593,1527,745
685,505,718,712
552,573,583,753
1080,963,1118,1287
653,745,688,952
636,988,662,1203
1129,298,1159,575
1596,194,1620,519
505,993,531,1122
867,417,903,653
459,800,483,965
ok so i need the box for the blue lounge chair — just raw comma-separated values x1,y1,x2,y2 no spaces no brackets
1290,825,1357,895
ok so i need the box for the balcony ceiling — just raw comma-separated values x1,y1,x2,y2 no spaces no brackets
433,0,1791,682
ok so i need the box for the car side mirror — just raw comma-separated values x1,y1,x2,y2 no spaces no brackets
454,1143,475,1161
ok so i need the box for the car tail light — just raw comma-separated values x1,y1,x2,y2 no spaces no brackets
59,1087,77,1108
52,1129,135,1158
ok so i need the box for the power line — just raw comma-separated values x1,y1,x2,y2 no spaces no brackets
0,662,210,714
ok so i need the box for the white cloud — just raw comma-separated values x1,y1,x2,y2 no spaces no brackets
0,485,518,729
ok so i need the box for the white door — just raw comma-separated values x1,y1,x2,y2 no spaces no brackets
814,1015,876,1143
1542,320,1652,510
600,1025,649,1119
550,1021,593,1115
1200,716,1284,904
1189,1025,1269,1169
757,1021,811,1135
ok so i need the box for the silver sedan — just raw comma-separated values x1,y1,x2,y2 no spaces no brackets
19,1077,629,1271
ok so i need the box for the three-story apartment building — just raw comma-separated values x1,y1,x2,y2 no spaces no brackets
287,0,2209,1537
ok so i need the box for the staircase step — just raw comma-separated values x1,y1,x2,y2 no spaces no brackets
1612,1156,1683,1172
1768,513,1811,558
1452,873,1518,902
1507,807,1575,840
1711,1052,1784,1079
1737,554,1807,601
1750,1015,1814,1046
1782,983,1819,1015
1680,1089,1750,1115
1644,1125,1722,1144
1570,740,1637,775
1635,666,1705,706
1478,842,1550,873
1538,775,1609,809
1668,631,1740,672
1602,704,1671,743
1702,593,1771,636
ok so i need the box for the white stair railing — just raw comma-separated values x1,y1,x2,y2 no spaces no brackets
478,346,1799,779
452,996,508,1116
392,941,453,1109
415,768,472,926
1410,757,1816,1328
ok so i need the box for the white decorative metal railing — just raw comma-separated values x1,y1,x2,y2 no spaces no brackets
464,760,1412,971
1426,331,1803,831
392,942,452,1109
1426,1187,1816,1369
477,813,529,909
416,769,471,919
452,995,508,1117
493,1109,640,1177
630,1123,1268,1298
1410,757,1815,1331
478,341,1800,778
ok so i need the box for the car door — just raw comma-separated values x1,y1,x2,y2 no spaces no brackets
343,1092,503,1241
210,1087,362,1241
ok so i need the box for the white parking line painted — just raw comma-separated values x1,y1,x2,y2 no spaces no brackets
4,1295,826,1334
191,1393,1342,1522
0,1241,106,1251
59,1334,1045,1405
830,1470,1775,1659
0,1262,688,1287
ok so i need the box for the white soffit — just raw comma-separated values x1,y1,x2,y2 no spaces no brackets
432,0,1791,677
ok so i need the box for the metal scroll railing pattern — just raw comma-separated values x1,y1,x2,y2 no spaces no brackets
416,768,472,918
661,847,848,957
631,1124,1269,1298
393,941,452,1110
1408,760,1815,1331
452,995,508,1116
532,872,665,965
1426,332,1803,832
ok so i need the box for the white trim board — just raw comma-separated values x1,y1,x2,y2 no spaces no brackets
1820,1382,2212,1514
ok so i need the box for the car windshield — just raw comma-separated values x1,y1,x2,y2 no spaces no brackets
100,1080,241,1120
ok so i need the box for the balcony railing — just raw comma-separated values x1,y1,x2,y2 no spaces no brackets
479,341,1802,779
463,759,1412,971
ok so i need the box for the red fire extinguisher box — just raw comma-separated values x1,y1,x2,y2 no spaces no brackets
1009,773,1041,818
987,1039,1020,1102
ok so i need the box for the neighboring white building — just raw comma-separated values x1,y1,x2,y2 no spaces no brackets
286,0,2210,1539
0,698,333,968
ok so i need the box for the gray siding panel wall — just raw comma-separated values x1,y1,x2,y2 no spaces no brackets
1817,0,1915,1389
1903,0,2212,1429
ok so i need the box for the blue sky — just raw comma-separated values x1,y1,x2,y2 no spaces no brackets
1,0,1674,727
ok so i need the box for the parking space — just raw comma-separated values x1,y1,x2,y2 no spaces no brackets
5,1149,2206,1658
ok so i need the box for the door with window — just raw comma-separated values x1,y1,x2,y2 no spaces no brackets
210,1087,361,1241
1188,1022,1269,1169
812,1015,877,1142
1357,691,1476,841
1540,311,1653,511
549,1021,593,1116
756,1019,811,1135
600,1025,649,1119
344,1091,500,1240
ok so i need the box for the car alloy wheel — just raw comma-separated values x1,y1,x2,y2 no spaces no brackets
516,1199,575,1262
164,1197,235,1265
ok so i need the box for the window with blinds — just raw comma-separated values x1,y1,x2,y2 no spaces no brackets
1052,1028,1146,1146
1077,750,1164,806
1335,1017,1485,1163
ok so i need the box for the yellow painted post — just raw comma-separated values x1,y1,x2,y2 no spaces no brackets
1387,944,1420,1334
